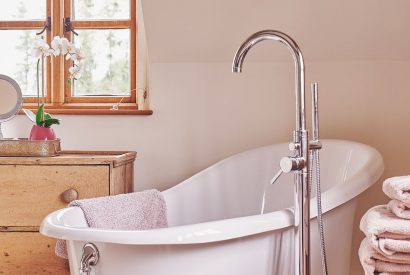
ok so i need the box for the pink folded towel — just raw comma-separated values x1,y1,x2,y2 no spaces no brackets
360,205,410,257
383,176,410,204
359,238,410,275
56,189,167,258
388,200,410,220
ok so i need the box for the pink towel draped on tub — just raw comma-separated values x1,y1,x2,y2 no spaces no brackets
56,189,168,259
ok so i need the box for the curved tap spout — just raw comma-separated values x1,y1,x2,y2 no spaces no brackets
232,30,306,131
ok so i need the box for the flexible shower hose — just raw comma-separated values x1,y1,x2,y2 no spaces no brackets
309,149,329,275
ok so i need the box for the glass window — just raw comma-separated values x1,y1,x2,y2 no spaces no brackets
72,0,130,20
72,29,130,96
0,0,142,114
0,1,46,21
0,30,43,96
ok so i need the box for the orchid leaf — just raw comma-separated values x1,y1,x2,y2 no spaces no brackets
36,104,44,126
43,118,60,128
44,112,52,121
22,109,36,123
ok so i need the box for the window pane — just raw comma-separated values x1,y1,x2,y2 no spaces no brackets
72,29,130,96
0,1,46,20
0,30,45,97
73,0,130,20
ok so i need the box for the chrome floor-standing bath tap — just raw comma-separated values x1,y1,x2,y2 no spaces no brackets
232,30,325,275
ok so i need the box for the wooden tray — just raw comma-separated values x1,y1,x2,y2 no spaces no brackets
0,138,61,157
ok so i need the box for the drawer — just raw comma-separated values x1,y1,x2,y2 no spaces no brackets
0,165,109,226
0,232,70,274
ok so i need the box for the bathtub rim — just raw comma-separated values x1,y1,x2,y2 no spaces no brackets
40,139,384,245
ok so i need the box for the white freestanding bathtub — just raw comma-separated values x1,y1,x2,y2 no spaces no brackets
41,139,384,275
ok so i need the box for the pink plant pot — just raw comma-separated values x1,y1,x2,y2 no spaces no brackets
29,125,57,141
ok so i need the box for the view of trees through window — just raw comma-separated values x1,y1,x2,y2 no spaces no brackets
0,2,42,96
73,29,130,96
0,0,131,98
72,0,131,96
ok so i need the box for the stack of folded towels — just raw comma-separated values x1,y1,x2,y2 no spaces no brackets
360,176,410,275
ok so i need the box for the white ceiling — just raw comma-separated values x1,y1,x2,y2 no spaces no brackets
141,0,410,63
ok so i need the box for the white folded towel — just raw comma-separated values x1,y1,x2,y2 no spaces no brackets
383,176,410,204
388,200,410,220
359,238,410,275
360,205,410,257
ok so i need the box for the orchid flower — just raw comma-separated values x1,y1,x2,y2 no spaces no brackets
69,64,82,79
32,36,83,82
31,38,51,58
51,36,71,56
68,47,85,62
66,41,76,54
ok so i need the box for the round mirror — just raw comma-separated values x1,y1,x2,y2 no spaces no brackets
0,75,22,139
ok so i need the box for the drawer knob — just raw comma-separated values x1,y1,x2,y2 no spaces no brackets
61,188,78,204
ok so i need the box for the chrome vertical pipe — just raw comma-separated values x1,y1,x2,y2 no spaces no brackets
232,30,310,275
310,82,328,275
298,129,310,275
312,83,319,141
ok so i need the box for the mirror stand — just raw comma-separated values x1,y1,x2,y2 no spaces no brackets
0,74,23,140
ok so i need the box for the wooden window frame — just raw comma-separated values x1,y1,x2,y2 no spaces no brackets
0,0,151,115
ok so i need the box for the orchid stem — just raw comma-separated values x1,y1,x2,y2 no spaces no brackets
36,58,40,108
41,56,45,122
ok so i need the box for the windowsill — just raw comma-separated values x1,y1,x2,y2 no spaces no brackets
20,103,153,116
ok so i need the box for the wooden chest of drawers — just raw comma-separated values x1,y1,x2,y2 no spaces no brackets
0,151,136,274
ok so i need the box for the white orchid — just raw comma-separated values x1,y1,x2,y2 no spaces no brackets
69,65,82,79
28,35,84,126
66,40,76,54
32,35,83,80
69,47,85,62
51,36,71,56
31,38,51,58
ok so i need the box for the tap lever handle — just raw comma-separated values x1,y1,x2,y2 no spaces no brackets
280,156,305,173
270,169,283,185
271,155,306,185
